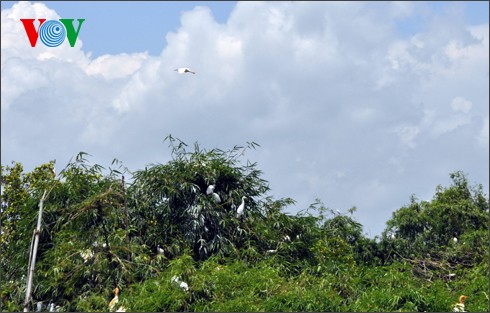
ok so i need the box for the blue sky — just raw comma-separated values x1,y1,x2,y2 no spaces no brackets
1,1,489,237
1,1,487,56
2,1,237,56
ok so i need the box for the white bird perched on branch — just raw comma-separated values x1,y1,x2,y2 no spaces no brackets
47,302,60,312
236,196,246,218
206,185,215,195
157,245,164,255
212,193,221,203
206,185,221,203
93,241,107,248
453,295,468,312
171,275,189,291
174,67,195,74
80,249,94,263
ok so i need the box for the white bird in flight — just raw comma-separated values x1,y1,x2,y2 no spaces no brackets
174,67,195,74
236,196,246,217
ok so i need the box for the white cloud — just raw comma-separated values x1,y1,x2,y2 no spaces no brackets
395,126,420,149
451,96,472,113
85,53,149,80
430,114,471,137
2,1,488,236
389,2,415,19
479,116,489,146
1,2,88,67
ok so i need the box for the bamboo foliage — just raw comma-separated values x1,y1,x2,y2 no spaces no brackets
1,141,488,312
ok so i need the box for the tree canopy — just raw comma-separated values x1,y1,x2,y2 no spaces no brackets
1,138,488,312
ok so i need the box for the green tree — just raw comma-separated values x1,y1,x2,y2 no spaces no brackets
381,171,488,263
1,161,56,311
127,136,293,262
2,141,488,312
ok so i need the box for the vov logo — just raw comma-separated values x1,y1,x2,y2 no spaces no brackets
20,18,85,47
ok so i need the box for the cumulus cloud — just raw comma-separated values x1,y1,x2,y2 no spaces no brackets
85,53,149,80
478,116,489,146
2,1,488,236
451,96,472,113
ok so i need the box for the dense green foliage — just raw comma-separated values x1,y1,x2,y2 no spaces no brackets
1,138,488,312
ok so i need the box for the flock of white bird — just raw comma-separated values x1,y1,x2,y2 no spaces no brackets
38,286,469,312
104,282,469,312
107,183,245,310
171,275,189,292
72,169,471,313
35,302,60,312
205,184,247,218
31,68,472,313
206,184,221,203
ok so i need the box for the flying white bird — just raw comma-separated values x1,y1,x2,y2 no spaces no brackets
453,295,468,312
171,276,189,291
236,196,246,217
174,67,195,74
